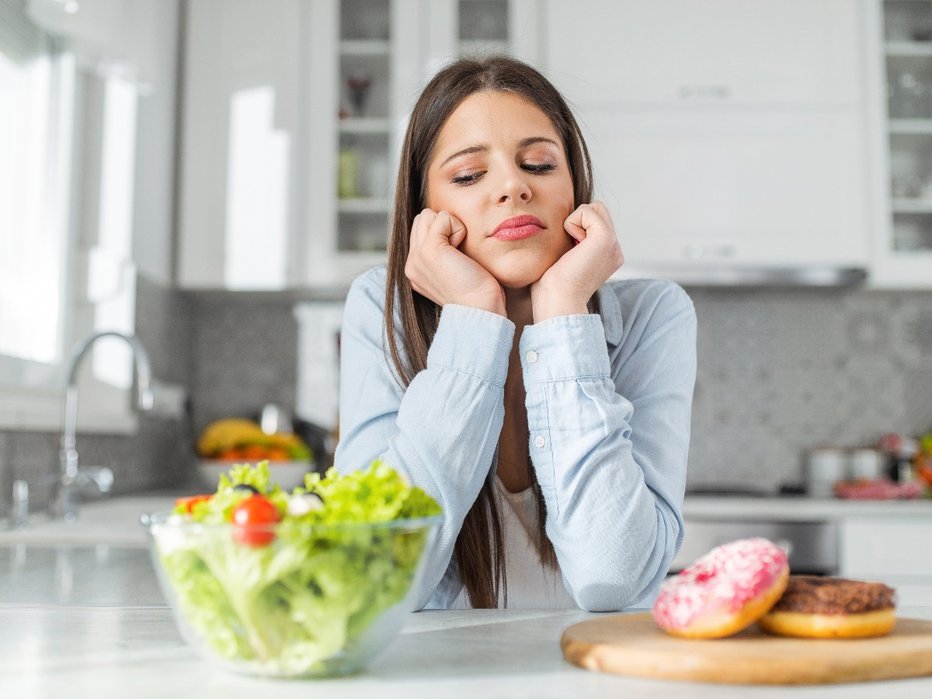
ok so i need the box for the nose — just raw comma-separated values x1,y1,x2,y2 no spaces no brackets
497,164,532,204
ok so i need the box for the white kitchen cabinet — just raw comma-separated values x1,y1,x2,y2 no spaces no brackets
177,0,303,289
840,518,932,609
541,0,872,280
584,111,869,269
545,0,862,109
865,0,932,288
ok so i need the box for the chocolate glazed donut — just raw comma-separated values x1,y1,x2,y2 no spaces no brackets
759,575,897,639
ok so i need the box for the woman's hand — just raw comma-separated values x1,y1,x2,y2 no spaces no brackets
531,202,624,321
405,209,506,315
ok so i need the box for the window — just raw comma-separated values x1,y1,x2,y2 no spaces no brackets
0,2,140,431
0,4,74,427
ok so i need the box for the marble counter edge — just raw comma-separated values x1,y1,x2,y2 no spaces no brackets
684,496,932,521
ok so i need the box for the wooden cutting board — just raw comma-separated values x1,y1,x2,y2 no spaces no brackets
562,613,932,685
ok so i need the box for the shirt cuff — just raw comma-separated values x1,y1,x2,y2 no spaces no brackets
427,304,515,387
519,314,611,382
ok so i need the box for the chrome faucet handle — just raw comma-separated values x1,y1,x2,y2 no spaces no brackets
11,480,29,529
73,466,114,494
54,466,114,523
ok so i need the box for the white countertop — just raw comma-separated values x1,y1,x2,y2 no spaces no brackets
684,495,932,521
1,603,930,697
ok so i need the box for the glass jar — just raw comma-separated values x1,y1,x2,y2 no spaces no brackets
889,71,930,119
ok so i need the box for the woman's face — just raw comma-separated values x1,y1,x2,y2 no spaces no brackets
425,90,576,289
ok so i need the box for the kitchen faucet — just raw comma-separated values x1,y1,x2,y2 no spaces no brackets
55,331,154,522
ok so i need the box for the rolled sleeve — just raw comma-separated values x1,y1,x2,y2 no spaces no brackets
428,305,514,387
519,314,611,382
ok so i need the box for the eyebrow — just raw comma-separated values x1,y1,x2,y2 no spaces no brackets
438,136,560,168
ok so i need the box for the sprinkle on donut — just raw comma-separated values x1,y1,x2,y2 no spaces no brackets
653,537,790,639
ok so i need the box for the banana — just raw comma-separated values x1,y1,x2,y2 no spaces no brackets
196,419,266,457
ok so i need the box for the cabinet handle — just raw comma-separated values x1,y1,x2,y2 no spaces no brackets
677,85,732,100
683,243,737,259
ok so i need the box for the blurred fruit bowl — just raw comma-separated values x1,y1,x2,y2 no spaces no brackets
196,418,313,463
198,460,311,491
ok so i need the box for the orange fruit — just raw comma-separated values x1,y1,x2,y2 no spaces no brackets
241,444,267,460
266,447,290,462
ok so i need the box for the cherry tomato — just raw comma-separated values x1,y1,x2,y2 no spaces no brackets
231,495,281,547
175,494,212,514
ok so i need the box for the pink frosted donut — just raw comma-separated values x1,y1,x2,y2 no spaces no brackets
652,537,789,639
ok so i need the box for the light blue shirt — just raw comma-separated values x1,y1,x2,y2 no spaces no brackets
335,266,697,611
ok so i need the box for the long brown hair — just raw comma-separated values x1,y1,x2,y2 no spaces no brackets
384,56,594,608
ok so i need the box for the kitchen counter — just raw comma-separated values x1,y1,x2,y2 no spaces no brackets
0,597,930,697
684,495,932,521
4,493,931,548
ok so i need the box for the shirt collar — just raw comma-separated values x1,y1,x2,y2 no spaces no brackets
597,285,624,347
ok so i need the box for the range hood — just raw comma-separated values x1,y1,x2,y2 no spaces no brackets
617,265,868,288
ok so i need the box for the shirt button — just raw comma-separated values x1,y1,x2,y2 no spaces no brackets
526,350,538,364
534,435,545,449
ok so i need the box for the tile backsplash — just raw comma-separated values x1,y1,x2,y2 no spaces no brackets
2,274,931,515
688,287,932,491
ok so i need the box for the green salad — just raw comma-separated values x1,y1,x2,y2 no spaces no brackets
152,461,441,677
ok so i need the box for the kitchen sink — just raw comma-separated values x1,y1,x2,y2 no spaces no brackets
0,495,178,547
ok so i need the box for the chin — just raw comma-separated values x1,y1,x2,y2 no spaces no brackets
493,250,565,289
492,268,547,290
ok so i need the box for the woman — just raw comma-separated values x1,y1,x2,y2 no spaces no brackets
335,56,697,611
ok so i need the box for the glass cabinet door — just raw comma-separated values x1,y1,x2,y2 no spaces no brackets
336,0,393,254
884,0,932,255
458,0,509,55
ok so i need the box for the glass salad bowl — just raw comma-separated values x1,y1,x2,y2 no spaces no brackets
144,461,441,678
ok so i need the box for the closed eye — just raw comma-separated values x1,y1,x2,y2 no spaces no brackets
451,163,555,186
451,171,485,185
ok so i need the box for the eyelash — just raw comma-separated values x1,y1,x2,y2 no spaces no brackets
451,162,556,186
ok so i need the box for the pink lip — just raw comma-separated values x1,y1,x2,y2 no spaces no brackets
492,215,545,241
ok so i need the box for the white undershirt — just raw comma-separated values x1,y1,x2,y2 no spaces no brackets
449,477,578,609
